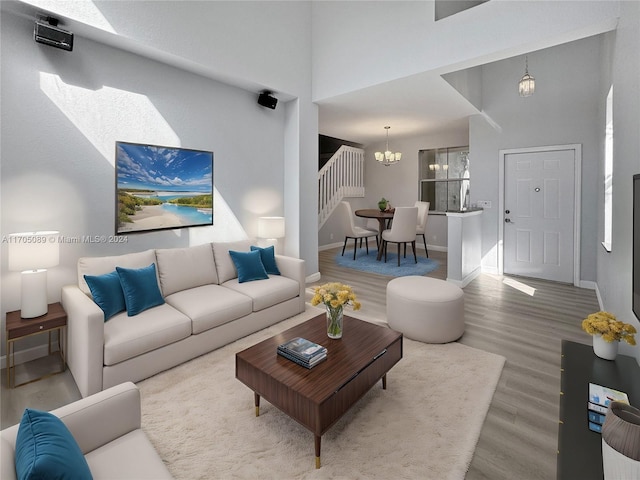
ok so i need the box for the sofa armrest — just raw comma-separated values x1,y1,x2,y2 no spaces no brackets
1,382,141,480
275,255,306,310
1,430,18,480
53,382,141,453
61,284,105,397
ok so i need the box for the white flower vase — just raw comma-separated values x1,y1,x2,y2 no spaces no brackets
593,335,619,360
602,402,640,479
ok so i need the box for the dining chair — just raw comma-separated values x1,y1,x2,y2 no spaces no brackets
365,218,379,234
415,201,430,258
338,201,379,260
381,207,418,266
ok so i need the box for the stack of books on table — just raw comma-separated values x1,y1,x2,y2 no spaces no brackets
277,337,327,369
587,382,630,433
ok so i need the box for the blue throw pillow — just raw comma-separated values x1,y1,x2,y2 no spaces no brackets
15,408,93,480
229,249,269,283
116,263,165,316
84,271,126,321
250,245,281,275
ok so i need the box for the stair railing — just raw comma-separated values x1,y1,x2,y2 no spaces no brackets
318,145,365,228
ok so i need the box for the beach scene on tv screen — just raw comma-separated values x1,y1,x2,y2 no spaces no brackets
116,142,213,233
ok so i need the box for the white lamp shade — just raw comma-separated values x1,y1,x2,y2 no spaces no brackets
8,231,60,271
258,217,285,239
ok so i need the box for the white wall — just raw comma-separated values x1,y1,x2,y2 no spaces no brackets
318,129,468,249
9,0,320,277
470,35,604,282
596,1,640,359
312,0,619,101
0,12,288,354
19,0,312,97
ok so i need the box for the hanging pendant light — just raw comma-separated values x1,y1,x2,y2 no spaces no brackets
518,55,535,97
374,126,401,166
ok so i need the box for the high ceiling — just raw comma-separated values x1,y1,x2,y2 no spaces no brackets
316,69,480,146
6,1,619,150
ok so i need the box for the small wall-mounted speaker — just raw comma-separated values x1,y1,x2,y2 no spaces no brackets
34,17,74,51
258,91,277,110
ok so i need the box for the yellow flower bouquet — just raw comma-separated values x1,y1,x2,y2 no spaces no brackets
581,311,637,345
311,282,360,338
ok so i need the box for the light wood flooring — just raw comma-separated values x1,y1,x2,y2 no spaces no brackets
311,246,600,480
2,246,600,479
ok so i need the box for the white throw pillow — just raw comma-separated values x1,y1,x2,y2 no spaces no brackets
155,244,218,296
77,250,157,295
212,240,253,284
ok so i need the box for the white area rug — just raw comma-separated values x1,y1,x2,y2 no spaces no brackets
139,307,505,480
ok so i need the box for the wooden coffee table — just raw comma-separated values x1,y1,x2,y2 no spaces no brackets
235,313,402,469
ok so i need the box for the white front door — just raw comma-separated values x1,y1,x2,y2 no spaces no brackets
503,148,576,283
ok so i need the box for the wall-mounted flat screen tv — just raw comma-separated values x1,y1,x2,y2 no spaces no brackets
116,142,213,234
633,174,640,320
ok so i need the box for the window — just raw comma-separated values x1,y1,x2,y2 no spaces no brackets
419,146,470,212
603,86,613,252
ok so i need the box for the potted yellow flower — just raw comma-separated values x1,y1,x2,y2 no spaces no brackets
582,311,637,360
311,282,361,339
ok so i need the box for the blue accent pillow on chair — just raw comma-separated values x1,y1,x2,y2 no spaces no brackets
84,271,126,321
250,245,281,275
116,263,165,316
15,408,93,480
229,249,269,283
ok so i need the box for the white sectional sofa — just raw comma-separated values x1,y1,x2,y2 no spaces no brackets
62,240,305,397
1,382,172,479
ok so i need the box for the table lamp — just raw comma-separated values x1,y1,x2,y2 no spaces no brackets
8,231,60,318
257,217,285,253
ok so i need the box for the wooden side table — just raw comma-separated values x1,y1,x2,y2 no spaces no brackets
6,302,67,388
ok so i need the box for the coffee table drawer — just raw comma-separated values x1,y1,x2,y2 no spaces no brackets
317,336,402,434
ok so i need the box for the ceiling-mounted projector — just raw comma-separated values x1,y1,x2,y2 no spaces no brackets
34,17,74,51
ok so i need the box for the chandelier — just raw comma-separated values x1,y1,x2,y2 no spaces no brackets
374,126,401,166
518,55,535,97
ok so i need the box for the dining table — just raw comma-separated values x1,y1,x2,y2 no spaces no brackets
354,208,395,261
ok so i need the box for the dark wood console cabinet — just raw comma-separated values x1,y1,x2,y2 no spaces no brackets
558,340,640,479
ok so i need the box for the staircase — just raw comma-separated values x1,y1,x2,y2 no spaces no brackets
318,145,365,228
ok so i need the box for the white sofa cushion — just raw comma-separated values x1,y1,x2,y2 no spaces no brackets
222,275,300,312
104,304,191,365
165,284,253,334
212,240,252,284
77,250,157,295
85,429,173,479
155,243,218,296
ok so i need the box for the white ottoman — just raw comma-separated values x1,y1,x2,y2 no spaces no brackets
386,276,465,343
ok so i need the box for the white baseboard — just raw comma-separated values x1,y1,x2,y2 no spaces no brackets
481,265,499,275
0,343,51,370
318,242,344,251
589,281,604,310
447,266,481,288
305,272,321,283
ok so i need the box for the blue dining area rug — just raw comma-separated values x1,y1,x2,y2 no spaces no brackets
335,248,440,277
